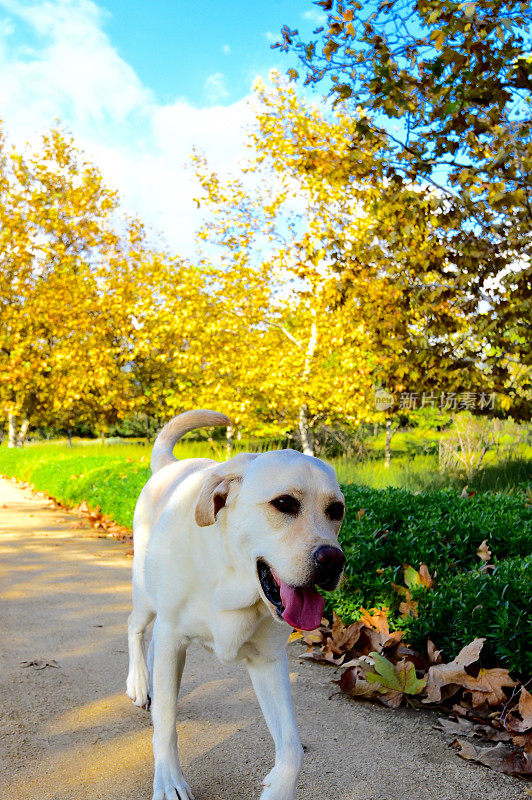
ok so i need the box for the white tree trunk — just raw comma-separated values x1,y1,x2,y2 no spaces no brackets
384,417,400,468
298,405,313,456
17,417,30,447
8,412,18,448
385,418,393,468
298,318,318,457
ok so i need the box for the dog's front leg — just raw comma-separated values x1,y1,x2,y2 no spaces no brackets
151,620,193,800
247,651,303,800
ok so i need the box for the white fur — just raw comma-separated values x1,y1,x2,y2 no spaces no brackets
126,410,344,800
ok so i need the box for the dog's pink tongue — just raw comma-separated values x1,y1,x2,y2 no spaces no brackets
278,582,325,631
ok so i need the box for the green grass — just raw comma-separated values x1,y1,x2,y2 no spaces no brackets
1,438,530,674
332,452,531,492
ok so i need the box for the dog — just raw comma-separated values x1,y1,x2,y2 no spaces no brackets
126,410,346,800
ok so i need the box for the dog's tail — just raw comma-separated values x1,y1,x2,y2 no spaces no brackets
150,409,231,474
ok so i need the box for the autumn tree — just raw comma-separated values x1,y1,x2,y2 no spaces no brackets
105,218,215,437
0,127,134,445
276,0,532,417
194,76,484,454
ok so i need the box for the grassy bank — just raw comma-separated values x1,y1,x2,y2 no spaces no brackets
1,440,530,674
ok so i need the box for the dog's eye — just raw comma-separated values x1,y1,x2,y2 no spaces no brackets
270,495,301,515
325,501,344,521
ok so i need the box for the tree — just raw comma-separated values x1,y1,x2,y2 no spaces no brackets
276,0,532,415
105,218,213,437
0,126,129,446
194,75,485,454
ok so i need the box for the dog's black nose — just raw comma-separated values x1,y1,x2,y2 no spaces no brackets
312,546,345,589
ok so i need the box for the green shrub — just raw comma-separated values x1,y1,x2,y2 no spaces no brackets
328,484,531,675
405,557,532,675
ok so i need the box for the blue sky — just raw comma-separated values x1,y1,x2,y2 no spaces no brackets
0,0,324,254
99,0,315,106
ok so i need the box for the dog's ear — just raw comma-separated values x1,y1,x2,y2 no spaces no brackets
194,453,257,527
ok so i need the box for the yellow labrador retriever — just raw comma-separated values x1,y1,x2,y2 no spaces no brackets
126,410,345,800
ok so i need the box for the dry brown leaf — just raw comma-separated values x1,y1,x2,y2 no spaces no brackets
303,629,327,647
476,539,492,563
378,690,404,708
424,638,485,704
398,594,418,619
300,644,340,665
418,563,434,588
427,639,443,664
435,716,478,737
329,612,365,653
357,508,366,519
20,659,59,670
461,668,517,708
338,666,376,698
435,716,509,741
507,687,532,733
453,739,532,775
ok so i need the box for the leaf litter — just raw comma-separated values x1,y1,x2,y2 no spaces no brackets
291,586,532,778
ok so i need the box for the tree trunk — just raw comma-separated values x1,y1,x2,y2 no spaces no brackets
385,418,393,468
299,405,314,456
67,428,73,447
17,417,30,447
226,423,234,457
8,412,18,448
298,318,318,457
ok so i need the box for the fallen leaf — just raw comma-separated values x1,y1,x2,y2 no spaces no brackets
338,666,376,698
461,667,517,708
427,639,443,664
327,613,365,654
288,630,303,643
20,659,60,670
359,607,390,634
476,539,491,564
507,687,532,733
404,563,433,590
453,739,532,775
366,652,426,696
434,716,506,740
424,638,485,704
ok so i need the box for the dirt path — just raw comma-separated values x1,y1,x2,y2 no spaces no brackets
0,476,526,800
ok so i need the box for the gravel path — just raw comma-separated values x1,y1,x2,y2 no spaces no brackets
0,476,526,800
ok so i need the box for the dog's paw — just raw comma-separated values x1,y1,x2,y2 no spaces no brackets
152,759,194,800
126,662,150,708
259,763,298,800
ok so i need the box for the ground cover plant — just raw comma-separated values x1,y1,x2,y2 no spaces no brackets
331,484,532,677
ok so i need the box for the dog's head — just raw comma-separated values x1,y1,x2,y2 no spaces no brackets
195,449,345,631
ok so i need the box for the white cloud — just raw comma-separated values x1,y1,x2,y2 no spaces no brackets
203,71,229,104
263,31,277,44
0,0,255,258
302,10,324,25
222,43,231,55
